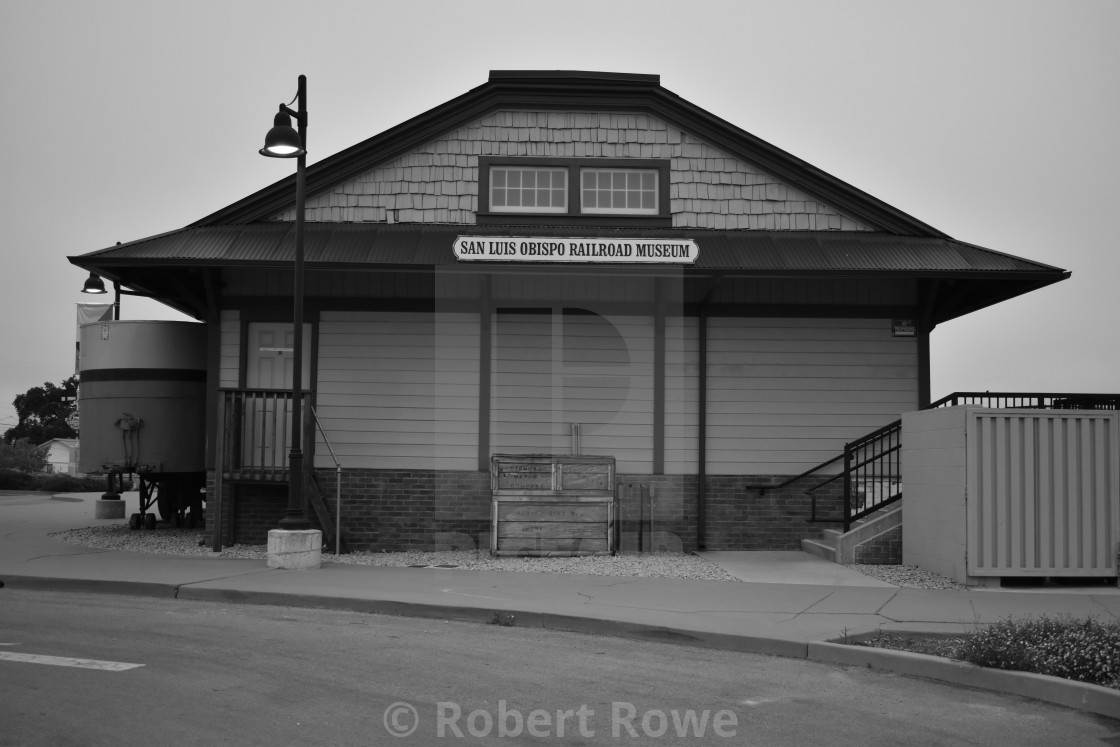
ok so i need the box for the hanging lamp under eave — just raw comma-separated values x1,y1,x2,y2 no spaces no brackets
82,272,107,294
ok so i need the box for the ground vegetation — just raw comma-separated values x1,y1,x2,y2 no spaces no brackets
857,616,1120,690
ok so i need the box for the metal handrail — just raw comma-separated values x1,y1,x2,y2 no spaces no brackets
311,404,343,556
842,419,902,531
780,390,1120,531
929,391,1120,410
762,452,844,495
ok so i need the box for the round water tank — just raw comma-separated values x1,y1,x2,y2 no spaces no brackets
78,321,207,474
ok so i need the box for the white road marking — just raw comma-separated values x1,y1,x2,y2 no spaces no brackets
0,652,144,671
741,698,779,707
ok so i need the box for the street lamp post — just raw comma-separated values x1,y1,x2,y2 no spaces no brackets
260,74,311,530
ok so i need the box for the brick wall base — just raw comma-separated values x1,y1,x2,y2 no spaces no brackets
207,468,848,552
852,524,903,564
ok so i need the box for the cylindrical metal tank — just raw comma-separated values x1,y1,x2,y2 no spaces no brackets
78,320,207,474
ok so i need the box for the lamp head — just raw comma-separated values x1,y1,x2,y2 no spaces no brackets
260,109,303,158
82,272,107,294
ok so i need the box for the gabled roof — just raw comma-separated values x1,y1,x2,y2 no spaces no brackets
190,70,947,236
69,70,1069,325
40,438,79,449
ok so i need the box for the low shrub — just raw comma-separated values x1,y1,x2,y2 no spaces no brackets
957,615,1120,688
0,469,36,490
0,469,110,493
37,474,111,492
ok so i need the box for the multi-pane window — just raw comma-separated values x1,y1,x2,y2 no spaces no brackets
490,167,568,213
580,169,658,215
480,159,668,222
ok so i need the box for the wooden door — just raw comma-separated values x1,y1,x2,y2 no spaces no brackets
244,323,311,471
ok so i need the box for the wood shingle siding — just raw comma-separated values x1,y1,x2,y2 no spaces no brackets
271,111,871,231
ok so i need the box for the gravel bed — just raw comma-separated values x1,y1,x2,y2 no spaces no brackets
846,563,969,590
49,524,966,588
48,525,737,580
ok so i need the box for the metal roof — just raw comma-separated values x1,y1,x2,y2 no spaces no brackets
72,223,1063,276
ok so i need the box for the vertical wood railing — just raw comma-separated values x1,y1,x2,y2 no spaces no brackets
212,388,314,552
217,388,313,479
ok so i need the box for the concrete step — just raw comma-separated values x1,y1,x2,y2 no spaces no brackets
800,537,837,562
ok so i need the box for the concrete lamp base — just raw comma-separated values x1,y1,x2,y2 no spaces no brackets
267,529,323,570
95,499,126,520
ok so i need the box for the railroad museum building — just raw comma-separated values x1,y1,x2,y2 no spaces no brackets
70,71,1068,553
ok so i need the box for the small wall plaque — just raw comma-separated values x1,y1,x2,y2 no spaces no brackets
892,319,916,337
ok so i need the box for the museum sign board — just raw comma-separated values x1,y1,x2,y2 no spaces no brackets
454,236,698,264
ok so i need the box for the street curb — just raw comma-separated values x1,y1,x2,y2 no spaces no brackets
807,641,1120,720
175,585,811,659
5,576,1117,720
1,575,177,599
537,612,809,659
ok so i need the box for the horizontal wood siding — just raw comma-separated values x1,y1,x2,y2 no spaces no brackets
704,318,918,475
314,311,479,470
219,309,239,388
490,274,659,306
664,316,700,474
491,311,654,473
227,306,918,478
663,315,698,472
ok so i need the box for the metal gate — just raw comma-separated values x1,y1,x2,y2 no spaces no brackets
966,409,1119,577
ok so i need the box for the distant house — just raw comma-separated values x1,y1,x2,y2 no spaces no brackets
69,71,1069,553
41,438,79,475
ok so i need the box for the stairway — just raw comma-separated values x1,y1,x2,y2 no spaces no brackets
801,503,902,565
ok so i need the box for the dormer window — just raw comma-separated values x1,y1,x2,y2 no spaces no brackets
490,167,568,213
580,168,658,215
479,158,670,226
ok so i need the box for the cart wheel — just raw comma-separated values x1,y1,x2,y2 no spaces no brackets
128,513,141,530
143,513,157,530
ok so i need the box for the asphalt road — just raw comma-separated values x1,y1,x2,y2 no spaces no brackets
0,589,1116,746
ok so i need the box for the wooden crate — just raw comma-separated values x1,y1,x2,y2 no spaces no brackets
490,454,615,556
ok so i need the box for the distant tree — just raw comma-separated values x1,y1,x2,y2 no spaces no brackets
3,376,79,445
0,438,49,472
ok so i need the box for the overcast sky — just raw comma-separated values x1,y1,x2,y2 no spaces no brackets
1,0,1117,430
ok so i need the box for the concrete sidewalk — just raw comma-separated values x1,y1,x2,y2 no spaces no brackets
2,491,1118,718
